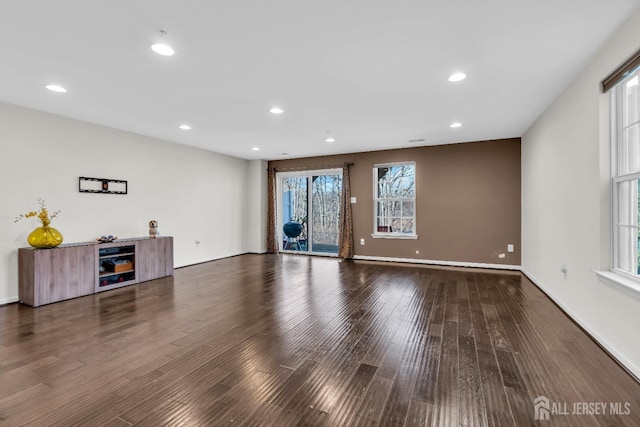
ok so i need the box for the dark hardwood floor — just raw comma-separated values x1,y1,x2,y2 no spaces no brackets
0,254,639,426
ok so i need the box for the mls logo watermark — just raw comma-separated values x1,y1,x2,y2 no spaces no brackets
533,395,631,421
534,396,550,420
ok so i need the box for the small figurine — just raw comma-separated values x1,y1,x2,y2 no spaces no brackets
149,220,159,239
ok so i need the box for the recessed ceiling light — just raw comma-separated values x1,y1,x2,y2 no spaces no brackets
269,107,284,114
178,124,191,130
251,147,260,151
45,84,67,93
450,122,462,128
324,130,335,143
448,72,467,82
151,43,175,56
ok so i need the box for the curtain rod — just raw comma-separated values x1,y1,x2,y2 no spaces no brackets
602,47,640,92
269,162,354,172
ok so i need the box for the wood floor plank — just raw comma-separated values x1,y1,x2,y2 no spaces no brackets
0,382,50,420
353,376,394,422
325,363,377,426
471,273,516,427
458,335,488,427
0,254,637,426
404,399,431,427
411,281,446,405
266,359,318,408
431,319,459,427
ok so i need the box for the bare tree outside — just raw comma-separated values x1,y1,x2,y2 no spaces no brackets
375,164,415,234
281,173,342,253
312,174,342,251
282,177,308,242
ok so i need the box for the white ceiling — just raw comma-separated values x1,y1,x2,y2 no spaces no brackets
1,1,638,160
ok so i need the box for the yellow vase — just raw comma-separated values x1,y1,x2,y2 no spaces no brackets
28,226,63,249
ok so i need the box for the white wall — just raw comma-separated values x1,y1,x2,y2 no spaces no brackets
244,159,268,253
522,9,640,378
0,102,255,304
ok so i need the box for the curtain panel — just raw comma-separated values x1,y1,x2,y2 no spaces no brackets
266,167,278,253
338,163,354,259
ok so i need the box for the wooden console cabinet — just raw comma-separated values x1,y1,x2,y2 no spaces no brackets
19,237,173,307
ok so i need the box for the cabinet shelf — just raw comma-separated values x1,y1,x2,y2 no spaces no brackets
99,269,135,278
98,279,137,290
97,242,136,292
18,237,174,306
99,252,135,259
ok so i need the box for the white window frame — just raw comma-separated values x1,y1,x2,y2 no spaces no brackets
611,68,640,283
372,161,418,239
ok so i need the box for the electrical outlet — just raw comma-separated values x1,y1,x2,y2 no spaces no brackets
507,244,514,252
498,253,506,259
351,197,357,204
360,238,365,245
415,250,420,255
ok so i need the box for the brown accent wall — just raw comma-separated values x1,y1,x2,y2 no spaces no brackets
269,138,521,266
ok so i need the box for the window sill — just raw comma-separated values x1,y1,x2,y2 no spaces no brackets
370,233,418,240
593,269,640,295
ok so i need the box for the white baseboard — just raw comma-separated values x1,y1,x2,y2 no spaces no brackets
0,296,19,306
521,268,640,381
352,255,521,271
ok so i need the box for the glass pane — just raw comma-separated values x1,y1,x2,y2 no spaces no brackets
377,167,390,197
619,72,640,175
391,201,402,217
398,175,415,198
623,124,640,174
376,164,415,198
281,177,307,251
616,178,640,274
401,217,415,234
624,75,639,127
311,174,341,254
618,180,631,225
617,226,639,274
377,216,392,232
377,201,392,217
391,218,402,233
402,201,414,217
393,165,415,197
618,179,639,226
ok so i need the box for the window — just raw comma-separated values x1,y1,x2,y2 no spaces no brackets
373,162,416,238
613,70,640,278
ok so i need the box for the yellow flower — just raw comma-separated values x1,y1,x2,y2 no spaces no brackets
15,199,60,226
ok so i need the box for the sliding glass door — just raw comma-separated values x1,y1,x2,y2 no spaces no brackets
278,170,342,255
